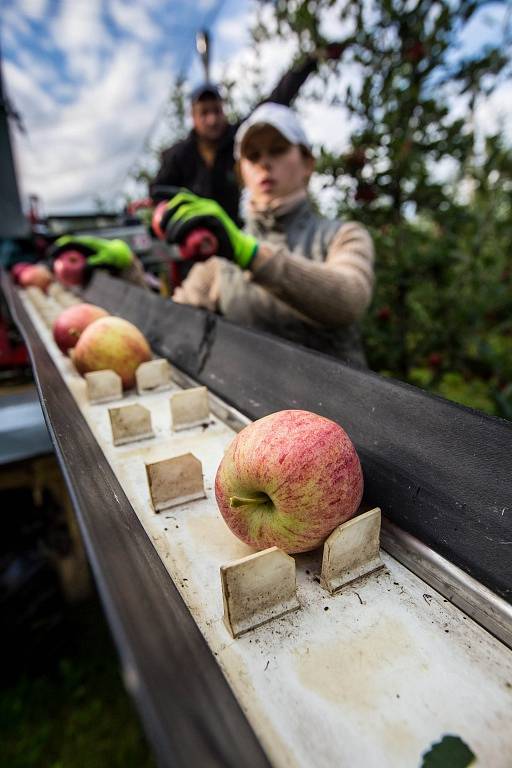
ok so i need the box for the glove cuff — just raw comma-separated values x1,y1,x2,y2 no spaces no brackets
237,235,259,269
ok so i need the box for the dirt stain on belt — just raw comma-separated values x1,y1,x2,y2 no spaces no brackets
294,617,421,710
294,617,422,760
186,514,254,559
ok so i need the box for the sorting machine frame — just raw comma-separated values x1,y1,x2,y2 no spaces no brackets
2,269,511,768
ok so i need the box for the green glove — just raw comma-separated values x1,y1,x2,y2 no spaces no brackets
162,191,259,269
53,235,134,270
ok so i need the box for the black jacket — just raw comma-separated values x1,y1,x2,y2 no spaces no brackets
149,57,318,223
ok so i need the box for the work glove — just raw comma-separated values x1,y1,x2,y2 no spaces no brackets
172,257,221,311
160,191,259,269
51,235,134,270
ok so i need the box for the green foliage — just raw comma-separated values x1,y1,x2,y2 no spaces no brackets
420,734,476,768
0,601,155,768
361,131,512,418
253,0,512,418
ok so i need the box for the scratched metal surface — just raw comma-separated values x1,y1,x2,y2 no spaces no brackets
20,288,512,768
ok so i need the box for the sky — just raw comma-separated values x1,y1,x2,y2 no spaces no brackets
2,0,511,214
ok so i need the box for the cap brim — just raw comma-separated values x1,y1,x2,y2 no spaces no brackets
237,122,294,160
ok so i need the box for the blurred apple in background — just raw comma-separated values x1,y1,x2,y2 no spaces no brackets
53,303,109,354
18,264,53,292
53,250,87,287
72,316,151,389
11,262,32,284
215,409,363,554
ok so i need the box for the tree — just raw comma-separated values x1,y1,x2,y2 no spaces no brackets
252,0,512,416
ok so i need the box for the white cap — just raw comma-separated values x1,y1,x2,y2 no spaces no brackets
234,103,312,160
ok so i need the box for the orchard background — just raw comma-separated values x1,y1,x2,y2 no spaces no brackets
134,0,512,420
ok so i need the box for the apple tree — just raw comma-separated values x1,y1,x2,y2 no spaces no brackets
252,0,512,417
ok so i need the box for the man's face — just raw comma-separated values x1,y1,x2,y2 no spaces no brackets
192,98,227,142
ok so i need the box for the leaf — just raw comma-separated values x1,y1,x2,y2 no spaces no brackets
420,734,476,768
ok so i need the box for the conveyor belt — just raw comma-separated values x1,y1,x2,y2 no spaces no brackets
3,271,512,768
1,272,271,768
83,272,512,607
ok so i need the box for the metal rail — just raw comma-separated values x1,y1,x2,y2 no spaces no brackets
173,364,512,650
1,271,272,768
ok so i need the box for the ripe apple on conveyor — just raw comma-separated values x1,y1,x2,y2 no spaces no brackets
53,249,87,287
71,316,152,389
53,303,109,354
215,409,363,553
11,262,32,284
18,264,54,292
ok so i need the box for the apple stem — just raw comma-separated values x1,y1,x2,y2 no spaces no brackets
229,493,271,509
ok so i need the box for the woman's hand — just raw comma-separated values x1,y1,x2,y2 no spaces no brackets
161,191,259,269
172,257,222,310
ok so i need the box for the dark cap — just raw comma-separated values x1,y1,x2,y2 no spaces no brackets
190,83,222,104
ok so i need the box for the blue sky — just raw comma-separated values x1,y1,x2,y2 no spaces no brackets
1,0,251,212
2,0,510,214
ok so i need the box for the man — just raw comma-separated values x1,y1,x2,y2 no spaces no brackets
149,45,345,224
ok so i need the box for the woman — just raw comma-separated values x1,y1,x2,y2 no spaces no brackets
163,103,375,366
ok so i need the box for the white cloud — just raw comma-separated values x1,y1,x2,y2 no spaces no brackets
1,11,31,40
108,0,161,43
9,39,174,212
14,0,49,20
300,100,352,153
52,0,105,49
4,0,511,216
51,0,108,83
474,80,512,143
215,14,250,47
2,59,56,122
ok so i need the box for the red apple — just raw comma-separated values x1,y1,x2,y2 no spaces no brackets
53,250,87,287
11,262,32,283
18,264,53,292
53,303,109,354
72,316,152,389
151,201,169,240
215,410,363,554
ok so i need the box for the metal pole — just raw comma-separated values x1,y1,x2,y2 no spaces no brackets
0,49,29,238
196,30,211,82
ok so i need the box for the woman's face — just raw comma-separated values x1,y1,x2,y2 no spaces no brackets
240,125,314,206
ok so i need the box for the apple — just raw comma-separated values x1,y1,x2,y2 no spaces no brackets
376,305,391,322
355,182,377,203
53,303,109,354
151,201,169,240
18,264,53,292
53,250,87,287
11,262,32,283
72,316,152,389
215,409,363,554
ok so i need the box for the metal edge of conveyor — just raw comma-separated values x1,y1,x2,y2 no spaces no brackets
174,364,512,652
1,271,273,768
5,270,511,655
381,519,512,650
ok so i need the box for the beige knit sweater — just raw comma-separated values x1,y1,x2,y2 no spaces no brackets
250,220,375,328
218,193,375,334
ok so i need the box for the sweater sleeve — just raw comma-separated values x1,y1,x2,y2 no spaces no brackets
250,222,375,327
121,256,150,290
218,261,315,329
